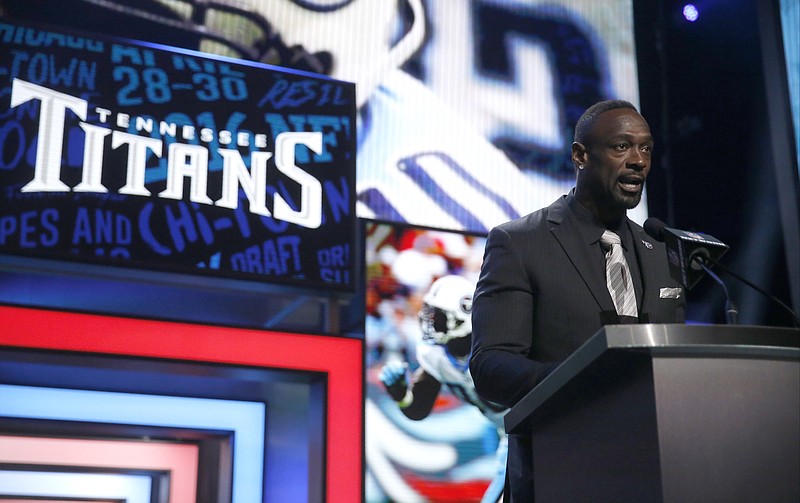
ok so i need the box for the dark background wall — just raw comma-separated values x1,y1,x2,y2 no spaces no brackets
635,0,798,327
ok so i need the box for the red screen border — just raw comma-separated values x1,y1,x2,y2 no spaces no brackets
0,304,364,503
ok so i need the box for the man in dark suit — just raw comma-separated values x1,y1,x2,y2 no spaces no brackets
469,99,685,502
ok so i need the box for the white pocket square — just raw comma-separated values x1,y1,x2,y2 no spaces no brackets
660,287,682,299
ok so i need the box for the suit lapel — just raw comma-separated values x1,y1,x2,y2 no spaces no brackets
547,199,617,317
630,222,659,316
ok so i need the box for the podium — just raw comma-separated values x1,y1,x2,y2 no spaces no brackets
504,324,800,502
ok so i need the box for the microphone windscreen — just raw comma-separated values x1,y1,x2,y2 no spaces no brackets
643,217,666,241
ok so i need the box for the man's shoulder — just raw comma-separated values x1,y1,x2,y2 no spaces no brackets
626,217,666,253
492,195,567,235
626,216,646,233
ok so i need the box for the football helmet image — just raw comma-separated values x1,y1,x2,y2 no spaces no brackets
418,274,475,345
0,0,425,105
236,0,426,107
0,0,333,74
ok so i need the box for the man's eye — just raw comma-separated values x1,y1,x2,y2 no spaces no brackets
614,144,628,150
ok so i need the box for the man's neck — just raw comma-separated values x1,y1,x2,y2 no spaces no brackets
574,191,625,228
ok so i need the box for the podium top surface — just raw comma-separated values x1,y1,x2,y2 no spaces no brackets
594,323,799,352
504,323,800,434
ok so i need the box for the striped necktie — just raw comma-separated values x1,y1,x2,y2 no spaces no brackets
600,230,638,318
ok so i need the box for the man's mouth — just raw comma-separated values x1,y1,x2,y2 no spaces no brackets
618,174,644,193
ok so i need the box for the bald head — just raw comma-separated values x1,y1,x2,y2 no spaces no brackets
574,99,639,146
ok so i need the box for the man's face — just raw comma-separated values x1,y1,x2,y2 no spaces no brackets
577,108,653,212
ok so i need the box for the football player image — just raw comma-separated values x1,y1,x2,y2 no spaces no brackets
379,274,508,503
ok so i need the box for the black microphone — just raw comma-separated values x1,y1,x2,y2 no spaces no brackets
643,217,729,290
644,217,736,324
645,218,800,327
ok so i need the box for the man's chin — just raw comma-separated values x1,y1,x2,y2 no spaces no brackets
615,191,642,210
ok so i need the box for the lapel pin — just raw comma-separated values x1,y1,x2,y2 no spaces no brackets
642,239,653,250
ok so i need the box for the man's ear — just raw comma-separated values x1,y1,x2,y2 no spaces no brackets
571,142,588,168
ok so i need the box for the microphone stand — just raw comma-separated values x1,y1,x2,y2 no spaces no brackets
702,256,800,328
694,258,739,325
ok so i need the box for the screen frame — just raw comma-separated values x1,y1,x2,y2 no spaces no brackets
0,304,365,503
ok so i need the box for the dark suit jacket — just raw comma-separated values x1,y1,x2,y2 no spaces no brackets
469,194,685,502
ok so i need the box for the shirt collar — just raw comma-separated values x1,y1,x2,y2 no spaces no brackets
565,190,631,250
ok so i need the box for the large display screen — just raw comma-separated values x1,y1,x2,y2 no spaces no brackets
0,18,357,290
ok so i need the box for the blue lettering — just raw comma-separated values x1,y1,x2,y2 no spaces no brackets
258,79,289,109
8,51,96,89
320,268,349,284
165,202,198,253
110,44,155,66
19,210,38,247
138,203,171,256
230,235,302,275
262,240,283,274
40,208,59,246
0,120,25,171
0,209,59,248
72,207,92,244
318,243,350,284
70,208,129,245
307,115,343,163
0,215,16,244
323,177,349,224
318,244,349,267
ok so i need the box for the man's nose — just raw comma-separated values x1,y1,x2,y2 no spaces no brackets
628,150,646,169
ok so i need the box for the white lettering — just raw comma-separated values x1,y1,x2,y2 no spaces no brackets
135,115,153,133
200,128,214,142
12,79,86,192
116,112,130,128
159,120,176,137
216,149,272,216
254,134,268,149
95,107,112,123
8,78,327,229
74,123,111,193
159,143,212,204
182,125,195,141
273,131,323,229
113,131,162,197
